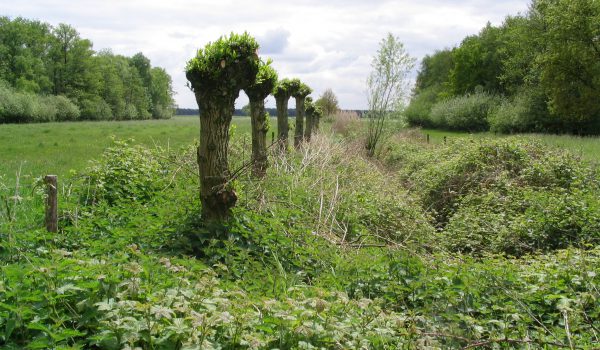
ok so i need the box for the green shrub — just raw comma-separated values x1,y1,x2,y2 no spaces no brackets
489,87,553,133
151,104,174,119
383,136,600,254
80,97,113,120
78,140,170,206
53,95,80,121
443,188,600,256
404,85,442,127
429,92,499,131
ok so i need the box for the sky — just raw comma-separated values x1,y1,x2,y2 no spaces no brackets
2,0,529,110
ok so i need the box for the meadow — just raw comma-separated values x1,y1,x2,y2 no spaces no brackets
2,117,599,187
0,116,264,184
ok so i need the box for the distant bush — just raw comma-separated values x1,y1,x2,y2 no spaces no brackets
429,92,499,131
489,87,553,133
0,83,80,123
331,110,361,137
404,85,442,127
53,95,81,121
152,104,175,119
80,97,113,120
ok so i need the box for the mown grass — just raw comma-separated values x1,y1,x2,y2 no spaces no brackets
420,128,600,162
0,116,266,184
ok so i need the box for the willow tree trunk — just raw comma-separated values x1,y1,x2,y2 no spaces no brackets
294,97,305,148
276,97,289,151
250,99,268,177
196,96,237,221
304,111,314,142
314,114,321,131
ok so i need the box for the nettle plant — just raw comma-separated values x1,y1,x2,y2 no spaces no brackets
186,32,260,221
244,59,278,177
272,78,295,151
290,79,312,148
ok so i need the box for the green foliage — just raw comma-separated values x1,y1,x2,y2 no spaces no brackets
272,78,294,100
244,59,278,101
289,79,312,99
429,92,499,131
0,83,80,123
0,17,175,123
1,128,600,348
314,88,339,116
488,87,553,133
413,49,453,95
533,0,600,133
185,32,260,103
366,33,415,156
408,0,600,135
77,139,170,206
383,134,600,255
448,23,505,95
404,84,443,127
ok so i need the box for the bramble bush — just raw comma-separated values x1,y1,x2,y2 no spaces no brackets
382,132,600,255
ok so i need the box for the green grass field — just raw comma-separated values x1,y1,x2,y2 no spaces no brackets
0,116,263,184
2,118,599,187
421,128,600,162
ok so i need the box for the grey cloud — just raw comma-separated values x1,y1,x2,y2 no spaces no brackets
257,29,290,55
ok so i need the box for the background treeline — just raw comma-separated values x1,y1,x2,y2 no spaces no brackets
405,0,600,135
175,108,366,117
0,17,176,123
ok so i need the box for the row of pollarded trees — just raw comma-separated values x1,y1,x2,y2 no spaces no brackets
185,32,323,221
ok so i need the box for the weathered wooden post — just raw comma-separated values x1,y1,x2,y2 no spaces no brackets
44,175,58,232
271,131,275,145
426,134,430,144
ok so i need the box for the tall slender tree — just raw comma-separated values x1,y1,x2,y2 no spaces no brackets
186,32,260,221
291,79,312,147
273,78,294,151
244,59,278,177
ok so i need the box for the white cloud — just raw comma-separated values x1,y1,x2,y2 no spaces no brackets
2,0,529,109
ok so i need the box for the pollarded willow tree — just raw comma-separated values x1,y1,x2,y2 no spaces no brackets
290,79,312,147
185,32,260,221
304,96,315,141
273,78,294,151
312,104,323,131
244,59,278,177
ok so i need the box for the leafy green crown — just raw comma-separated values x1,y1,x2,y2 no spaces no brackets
245,59,278,101
185,32,260,98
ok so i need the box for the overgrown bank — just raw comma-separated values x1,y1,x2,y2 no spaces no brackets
1,129,599,348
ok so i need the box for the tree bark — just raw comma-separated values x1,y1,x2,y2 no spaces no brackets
276,97,289,151
314,114,321,131
294,97,305,148
250,99,268,177
196,94,237,221
304,109,314,142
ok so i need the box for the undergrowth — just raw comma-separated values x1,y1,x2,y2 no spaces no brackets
1,130,599,349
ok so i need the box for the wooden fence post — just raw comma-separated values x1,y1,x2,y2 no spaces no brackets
44,175,58,232
426,134,430,144
271,131,275,145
